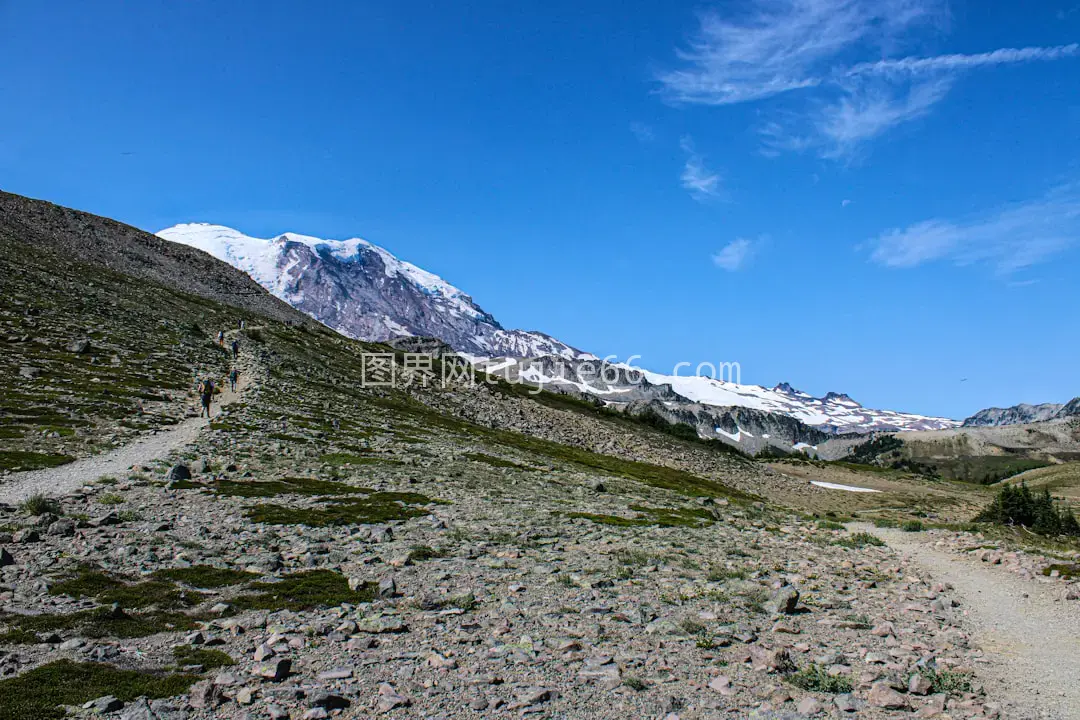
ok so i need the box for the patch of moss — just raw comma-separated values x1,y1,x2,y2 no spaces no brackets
48,567,126,599
408,545,447,561
49,568,202,610
1042,563,1080,579
232,570,376,611
319,452,371,466
211,476,370,498
568,512,647,527
0,451,75,472
172,645,235,670
0,660,199,720
465,452,531,470
246,491,438,527
153,565,259,588
0,606,199,643
98,580,203,610
630,504,715,527
569,505,713,528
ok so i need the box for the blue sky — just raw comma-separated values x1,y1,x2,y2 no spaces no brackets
2,0,1078,419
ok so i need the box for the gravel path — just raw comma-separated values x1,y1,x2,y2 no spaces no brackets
0,378,243,507
862,524,1080,720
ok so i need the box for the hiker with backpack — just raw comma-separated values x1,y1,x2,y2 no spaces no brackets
199,377,215,418
229,368,239,392
231,338,239,359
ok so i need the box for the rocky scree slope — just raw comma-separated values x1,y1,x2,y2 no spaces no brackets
1,320,1018,720
0,192,311,327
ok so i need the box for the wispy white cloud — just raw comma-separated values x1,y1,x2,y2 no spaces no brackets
658,0,1080,158
713,237,756,270
846,43,1080,78
815,76,953,158
680,136,723,201
867,185,1080,273
658,0,938,106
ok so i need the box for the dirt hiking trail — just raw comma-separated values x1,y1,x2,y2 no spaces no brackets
0,336,252,506
862,523,1080,720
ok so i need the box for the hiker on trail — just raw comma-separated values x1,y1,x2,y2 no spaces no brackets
231,338,239,359
229,368,239,392
217,330,225,346
199,377,215,418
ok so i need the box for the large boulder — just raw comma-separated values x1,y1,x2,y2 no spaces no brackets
167,464,192,481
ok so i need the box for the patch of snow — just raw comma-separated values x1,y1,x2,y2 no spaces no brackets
158,223,484,321
715,427,742,442
810,481,881,493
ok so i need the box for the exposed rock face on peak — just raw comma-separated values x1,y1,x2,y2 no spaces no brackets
962,400,1079,427
157,223,590,360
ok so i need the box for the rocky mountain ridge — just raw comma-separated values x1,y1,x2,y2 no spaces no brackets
963,398,1080,427
476,355,958,440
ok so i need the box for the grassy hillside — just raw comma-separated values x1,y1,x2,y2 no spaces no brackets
0,233,235,470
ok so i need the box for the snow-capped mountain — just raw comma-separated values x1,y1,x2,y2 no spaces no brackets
962,398,1080,427
474,355,959,435
159,222,958,437
157,223,591,359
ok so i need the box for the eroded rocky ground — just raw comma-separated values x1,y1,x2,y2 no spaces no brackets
0,338,1017,720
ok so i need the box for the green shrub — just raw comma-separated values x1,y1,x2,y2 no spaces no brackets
787,664,853,693
844,436,903,465
918,667,973,695
902,520,925,532
18,493,62,516
834,532,885,548
975,483,1080,537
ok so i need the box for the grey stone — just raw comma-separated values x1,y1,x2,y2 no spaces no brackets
167,464,192,481
764,585,800,615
